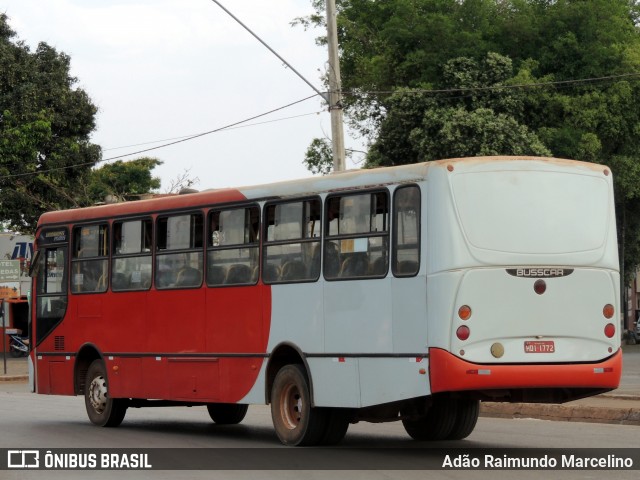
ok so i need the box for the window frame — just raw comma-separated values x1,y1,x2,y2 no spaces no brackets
392,184,421,278
155,211,205,290
206,203,260,288
70,223,109,294
111,217,154,292
262,196,322,285
323,188,390,281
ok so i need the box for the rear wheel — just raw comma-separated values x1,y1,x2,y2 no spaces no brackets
206,403,249,425
84,360,127,427
447,399,479,440
402,397,457,441
270,364,327,446
319,408,350,445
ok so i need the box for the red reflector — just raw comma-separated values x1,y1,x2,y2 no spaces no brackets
458,305,472,320
603,304,614,319
604,324,615,338
466,369,478,375
456,325,470,341
534,279,546,295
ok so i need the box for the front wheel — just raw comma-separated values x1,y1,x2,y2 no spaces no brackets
270,364,327,446
84,360,127,427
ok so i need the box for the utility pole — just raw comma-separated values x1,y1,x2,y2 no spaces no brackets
325,0,346,172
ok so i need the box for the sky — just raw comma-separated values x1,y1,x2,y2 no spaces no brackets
2,0,363,191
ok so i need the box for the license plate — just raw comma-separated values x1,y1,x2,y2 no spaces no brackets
524,341,555,353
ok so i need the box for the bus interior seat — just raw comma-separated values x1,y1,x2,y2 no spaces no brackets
112,272,129,290
207,265,227,285
262,264,280,283
176,267,201,287
370,257,388,276
225,264,252,284
340,255,369,278
280,260,307,281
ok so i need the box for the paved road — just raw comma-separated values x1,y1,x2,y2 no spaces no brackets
0,381,638,479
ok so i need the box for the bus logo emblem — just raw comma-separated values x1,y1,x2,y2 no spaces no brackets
506,268,574,278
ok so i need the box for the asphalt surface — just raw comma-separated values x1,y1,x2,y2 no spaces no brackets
2,344,639,426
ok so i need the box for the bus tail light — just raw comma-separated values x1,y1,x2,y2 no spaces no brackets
604,323,615,338
458,305,472,320
603,304,614,319
456,325,470,341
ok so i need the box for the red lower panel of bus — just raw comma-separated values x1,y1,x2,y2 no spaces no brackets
429,347,622,394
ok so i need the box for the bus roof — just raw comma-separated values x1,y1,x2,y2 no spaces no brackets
36,156,604,227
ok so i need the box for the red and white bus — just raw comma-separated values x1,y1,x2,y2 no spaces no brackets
29,156,621,445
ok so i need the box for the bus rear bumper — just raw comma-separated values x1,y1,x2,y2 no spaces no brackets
429,347,622,395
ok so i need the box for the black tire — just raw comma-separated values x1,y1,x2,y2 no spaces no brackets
447,399,479,440
270,364,327,446
319,408,350,445
402,397,457,441
84,360,127,427
206,403,249,425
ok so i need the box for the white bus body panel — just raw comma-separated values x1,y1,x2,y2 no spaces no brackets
427,158,619,361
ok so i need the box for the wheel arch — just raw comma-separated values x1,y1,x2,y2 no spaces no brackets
265,342,314,405
74,343,104,395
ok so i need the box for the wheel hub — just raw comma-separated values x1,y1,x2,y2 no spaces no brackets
88,375,108,414
281,384,303,430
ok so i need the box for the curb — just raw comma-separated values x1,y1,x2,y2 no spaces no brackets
480,402,640,426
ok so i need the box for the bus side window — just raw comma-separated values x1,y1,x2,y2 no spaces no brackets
324,191,389,280
392,185,421,277
71,224,109,294
207,206,259,287
262,198,321,284
156,214,203,289
112,219,153,292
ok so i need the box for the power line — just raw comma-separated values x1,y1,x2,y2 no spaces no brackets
343,72,640,97
209,0,328,102
3,71,638,181
0,94,319,180
103,111,323,152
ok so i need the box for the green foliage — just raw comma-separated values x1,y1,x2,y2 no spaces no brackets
0,15,163,233
0,14,100,233
86,158,162,203
368,53,550,165
297,0,640,279
303,138,334,175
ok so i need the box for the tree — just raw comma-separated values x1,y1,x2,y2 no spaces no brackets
86,157,163,203
0,14,101,233
297,0,640,280
368,53,551,166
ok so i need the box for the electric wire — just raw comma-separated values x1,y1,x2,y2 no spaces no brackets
2,71,639,180
0,94,320,180
342,72,640,97
103,111,323,152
